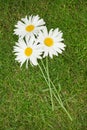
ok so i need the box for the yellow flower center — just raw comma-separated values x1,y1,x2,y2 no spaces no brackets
25,25,35,32
44,37,54,47
24,47,33,56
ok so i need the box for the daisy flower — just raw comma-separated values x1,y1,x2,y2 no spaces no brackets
14,15,45,38
37,27,66,58
13,36,42,68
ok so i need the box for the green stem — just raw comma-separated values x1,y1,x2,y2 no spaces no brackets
38,63,54,111
38,64,48,86
41,59,72,121
53,92,72,121
41,60,61,99
46,57,54,111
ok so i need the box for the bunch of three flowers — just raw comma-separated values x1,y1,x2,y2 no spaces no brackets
13,15,65,68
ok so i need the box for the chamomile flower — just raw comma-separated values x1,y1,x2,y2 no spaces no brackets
14,15,45,38
37,27,66,58
13,36,42,68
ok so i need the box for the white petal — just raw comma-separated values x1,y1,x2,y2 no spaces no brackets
30,57,38,66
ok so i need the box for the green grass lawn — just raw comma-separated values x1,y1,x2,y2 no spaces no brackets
0,0,87,129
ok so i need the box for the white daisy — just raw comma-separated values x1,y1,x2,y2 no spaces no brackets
13,36,42,68
14,15,45,38
37,27,66,58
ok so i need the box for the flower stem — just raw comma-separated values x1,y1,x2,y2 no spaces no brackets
40,59,72,121
53,92,72,121
46,57,54,111
38,63,54,111
38,64,48,85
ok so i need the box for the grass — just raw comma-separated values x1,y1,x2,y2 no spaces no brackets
0,0,87,129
